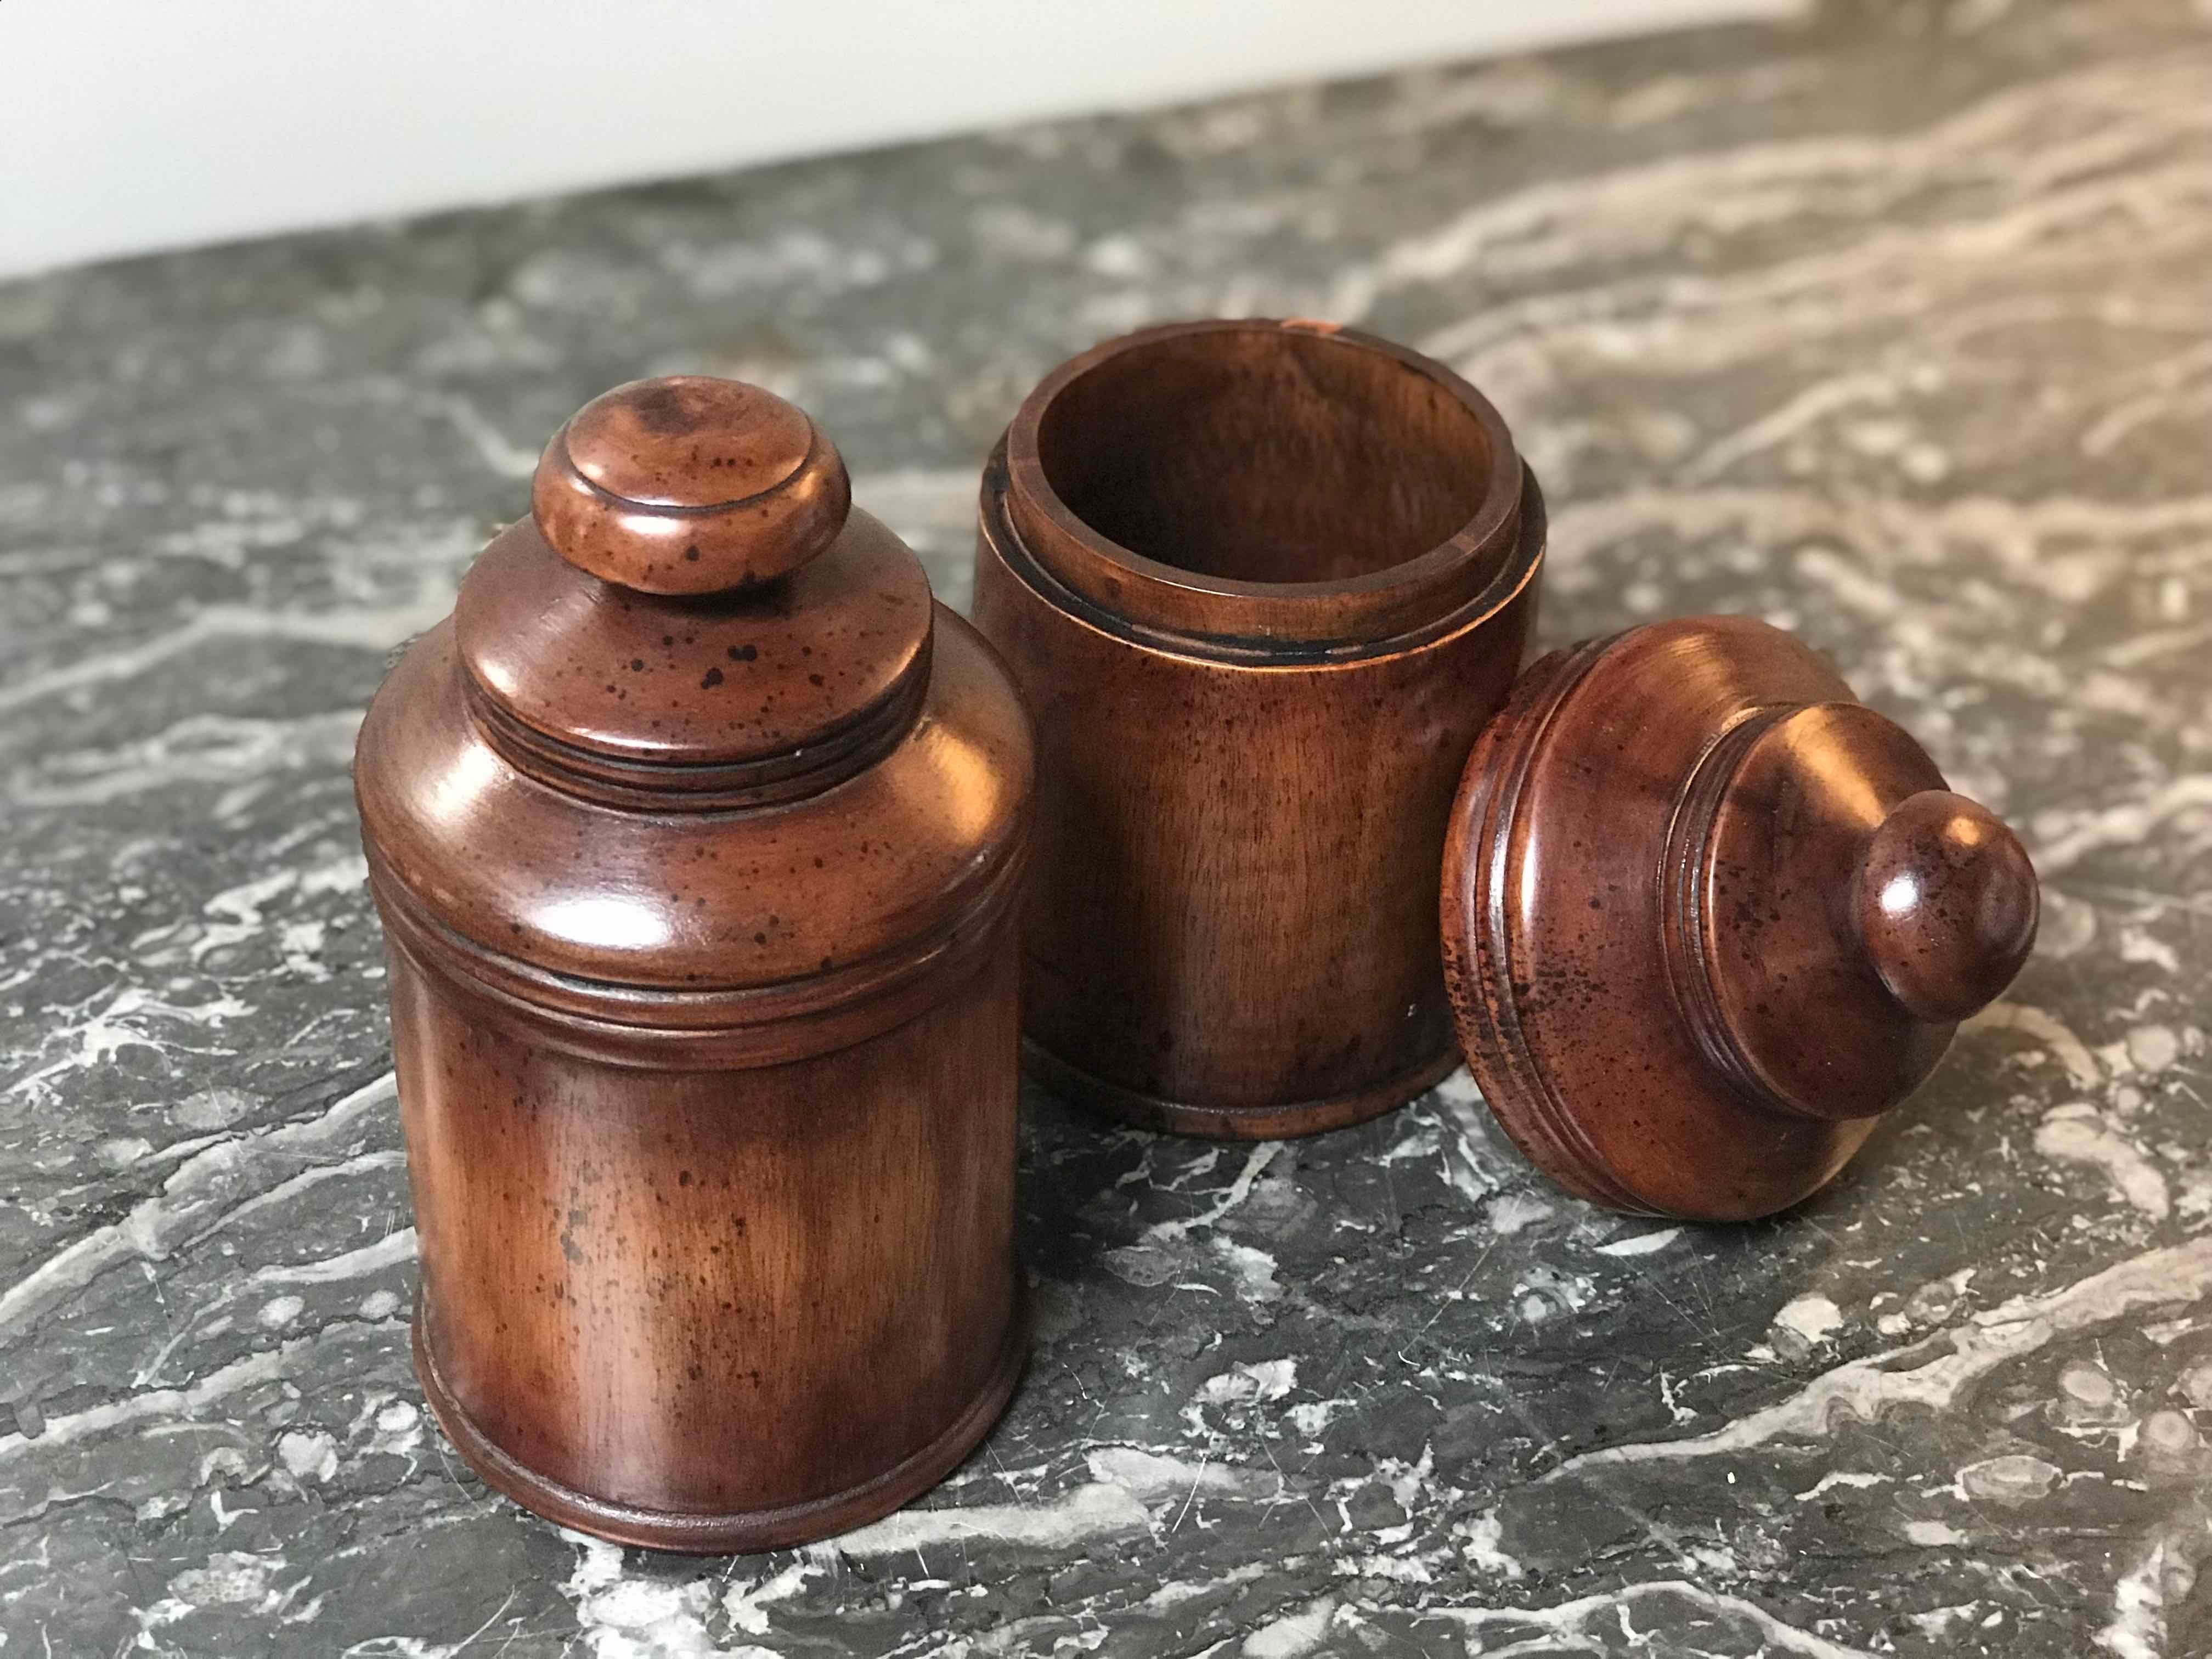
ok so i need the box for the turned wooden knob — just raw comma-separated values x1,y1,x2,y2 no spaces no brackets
531,375,851,594
1852,788,2039,1023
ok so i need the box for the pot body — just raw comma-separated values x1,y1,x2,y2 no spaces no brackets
972,320,1544,1138
381,918,1022,1550
358,590,1033,1551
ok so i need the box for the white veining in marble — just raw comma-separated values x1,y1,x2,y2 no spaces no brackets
3,0,2209,1652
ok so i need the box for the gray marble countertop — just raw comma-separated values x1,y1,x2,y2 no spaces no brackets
5,2,2211,1654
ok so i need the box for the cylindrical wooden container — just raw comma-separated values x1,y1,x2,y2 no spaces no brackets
973,319,1544,1139
355,377,1034,1553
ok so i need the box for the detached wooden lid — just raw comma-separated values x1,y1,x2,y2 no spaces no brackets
1440,616,2039,1221
453,376,931,781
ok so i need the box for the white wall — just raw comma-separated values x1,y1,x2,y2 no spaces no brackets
2,1,1799,279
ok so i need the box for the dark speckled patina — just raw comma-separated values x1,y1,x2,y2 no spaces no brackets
4,0,2211,1652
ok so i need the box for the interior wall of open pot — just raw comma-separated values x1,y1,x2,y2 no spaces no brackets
1032,330,1497,585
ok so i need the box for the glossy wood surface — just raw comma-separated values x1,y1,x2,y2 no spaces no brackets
533,376,853,594
1851,787,2040,1023
388,930,1022,1550
1440,616,2039,1222
354,376,1034,1551
973,320,1544,1137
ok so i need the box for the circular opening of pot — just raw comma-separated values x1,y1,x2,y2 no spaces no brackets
1032,327,1498,586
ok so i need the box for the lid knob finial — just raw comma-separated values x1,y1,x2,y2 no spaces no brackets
531,375,851,595
1850,788,2040,1024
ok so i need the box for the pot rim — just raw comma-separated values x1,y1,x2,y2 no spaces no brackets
996,317,1528,648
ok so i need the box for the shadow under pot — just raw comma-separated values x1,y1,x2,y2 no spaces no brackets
974,319,1545,1140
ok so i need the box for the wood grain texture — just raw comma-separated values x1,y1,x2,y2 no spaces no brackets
1440,616,2039,1222
387,933,1024,1552
532,376,852,594
354,377,1034,1551
973,319,1544,1138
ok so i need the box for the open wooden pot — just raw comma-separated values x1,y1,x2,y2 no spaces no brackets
974,319,1545,1139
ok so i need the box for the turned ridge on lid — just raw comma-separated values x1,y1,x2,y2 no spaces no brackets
1439,615,2039,1222
453,375,933,780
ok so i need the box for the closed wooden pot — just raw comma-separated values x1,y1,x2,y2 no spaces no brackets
973,320,1544,1138
355,377,1034,1552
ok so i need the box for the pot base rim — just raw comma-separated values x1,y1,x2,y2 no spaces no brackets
414,1280,1029,1555
1023,1036,1460,1139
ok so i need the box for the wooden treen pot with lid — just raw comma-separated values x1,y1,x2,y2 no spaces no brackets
354,376,1034,1552
976,319,2040,1220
